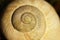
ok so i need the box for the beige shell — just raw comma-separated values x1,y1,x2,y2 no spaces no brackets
1,0,60,40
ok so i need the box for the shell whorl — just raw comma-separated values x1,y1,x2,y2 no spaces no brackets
12,5,40,32
11,5,46,38
1,0,60,40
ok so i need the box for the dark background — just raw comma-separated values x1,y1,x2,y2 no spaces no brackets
0,0,60,40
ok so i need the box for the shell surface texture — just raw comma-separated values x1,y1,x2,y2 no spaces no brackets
1,0,60,40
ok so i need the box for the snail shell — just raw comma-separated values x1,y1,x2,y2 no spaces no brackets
1,0,60,40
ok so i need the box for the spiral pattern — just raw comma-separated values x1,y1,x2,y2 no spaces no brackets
12,5,45,33
1,0,60,40
1,5,46,40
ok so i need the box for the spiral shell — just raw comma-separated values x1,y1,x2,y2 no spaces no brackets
1,0,60,40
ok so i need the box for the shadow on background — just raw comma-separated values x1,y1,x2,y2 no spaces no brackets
0,0,60,40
